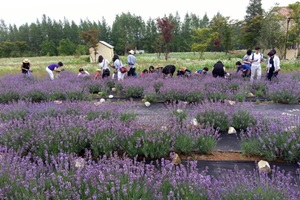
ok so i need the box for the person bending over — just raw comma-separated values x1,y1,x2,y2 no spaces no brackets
212,61,226,78
46,62,63,80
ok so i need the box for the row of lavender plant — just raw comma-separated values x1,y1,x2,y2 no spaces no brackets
173,101,300,162
241,114,300,162
0,101,219,160
0,149,298,199
1,72,300,104
2,100,299,162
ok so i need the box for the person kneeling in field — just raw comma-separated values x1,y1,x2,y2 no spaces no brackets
195,67,209,76
78,68,90,78
21,58,32,77
46,62,63,80
236,61,251,78
212,61,226,78
162,64,176,78
177,67,192,77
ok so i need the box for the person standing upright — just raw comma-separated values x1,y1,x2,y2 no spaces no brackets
250,47,264,82
127,50,137,77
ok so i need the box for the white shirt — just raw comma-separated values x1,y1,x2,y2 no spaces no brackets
251,53,263,67
274,55,280,70
98,59,110,70
267,55,280,71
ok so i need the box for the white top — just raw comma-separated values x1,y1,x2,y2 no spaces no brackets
251,53,263,67
98,59,110,71
274,55,280,70
77,71,90,77
267,55,280,71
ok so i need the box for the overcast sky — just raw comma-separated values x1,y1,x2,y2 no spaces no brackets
1,0,298,27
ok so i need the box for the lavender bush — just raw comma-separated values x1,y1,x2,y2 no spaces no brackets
0,149,298,199
241,115,300,162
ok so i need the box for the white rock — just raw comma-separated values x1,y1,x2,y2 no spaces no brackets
100,98,105,103
75,158,85,168
108,95,113,99
284,126,297,132
176,109,183,113
54,100,63,105
161,126,168,131
191,118,198,126
111,88,117,92
228,127,237,134
228,100,236,106
248,93,255,97
145,102,151,107
258,160,271,173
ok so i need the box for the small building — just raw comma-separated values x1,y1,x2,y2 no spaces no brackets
89,41,114,63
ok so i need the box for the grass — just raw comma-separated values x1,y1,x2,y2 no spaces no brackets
0,52,299,78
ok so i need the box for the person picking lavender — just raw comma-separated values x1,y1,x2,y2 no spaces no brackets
46,62,63,80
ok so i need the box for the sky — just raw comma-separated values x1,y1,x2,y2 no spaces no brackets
1,0,298,27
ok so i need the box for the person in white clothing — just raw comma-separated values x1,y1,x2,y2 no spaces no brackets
272,49,280,77
250,47,264,82
78,68,90,78
98,55,110,78
113,55,125,81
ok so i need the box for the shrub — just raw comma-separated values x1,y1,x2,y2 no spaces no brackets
124,86,144,98
0,92,20,103
196,111,229,132
232,110,256,130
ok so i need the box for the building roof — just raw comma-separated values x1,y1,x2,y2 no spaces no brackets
99,41,114,49
277,7,292,18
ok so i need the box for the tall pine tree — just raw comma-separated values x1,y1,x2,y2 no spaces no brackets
242,0,264,48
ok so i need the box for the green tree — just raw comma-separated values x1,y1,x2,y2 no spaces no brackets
260,5,286,57
111,12,145,54
57,38,76,55
143,18,158,53
288,2,300,58
209,13,233,53
200,13,210,28
15,41,28,56
242,0,264,48
191,28,217,59
40,39,56,56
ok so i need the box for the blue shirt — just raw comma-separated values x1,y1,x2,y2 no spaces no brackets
127,54,136,68
236,64,251,73
48,63,59,71
196,69,208,75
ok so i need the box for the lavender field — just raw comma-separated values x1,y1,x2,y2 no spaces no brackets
0,71,299,199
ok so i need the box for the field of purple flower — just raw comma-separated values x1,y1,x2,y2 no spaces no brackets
1,71,300,104
0,71,300,199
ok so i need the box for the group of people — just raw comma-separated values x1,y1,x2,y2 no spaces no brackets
21,59,64,80
21,47,280,82
235,47,280,81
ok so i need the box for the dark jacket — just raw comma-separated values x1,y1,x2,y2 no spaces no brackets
212,62,225,77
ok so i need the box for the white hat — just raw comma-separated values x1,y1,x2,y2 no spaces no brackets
23,58,30,63
129,50,135,54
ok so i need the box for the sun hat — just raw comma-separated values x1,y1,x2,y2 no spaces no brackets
23,59,30,63
180,67,186,72
129,50,135,54
96,69,102,72
156,64,163,69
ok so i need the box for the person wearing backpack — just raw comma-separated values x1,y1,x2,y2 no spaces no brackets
250,47,264,82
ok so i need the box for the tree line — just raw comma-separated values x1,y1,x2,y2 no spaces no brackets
0,0,299,59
